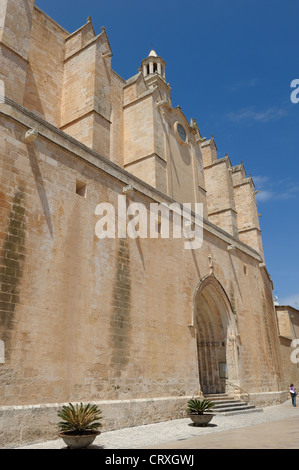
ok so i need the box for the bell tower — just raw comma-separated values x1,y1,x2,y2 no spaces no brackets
140,50,171,103
141,49,166,81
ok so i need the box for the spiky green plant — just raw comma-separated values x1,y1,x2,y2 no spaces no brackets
57,403,102,435
187,398,215,415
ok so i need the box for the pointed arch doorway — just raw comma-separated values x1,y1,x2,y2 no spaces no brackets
193,275,239,395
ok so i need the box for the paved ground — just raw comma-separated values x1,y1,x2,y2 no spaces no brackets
144,415,299,449
15,399,299,449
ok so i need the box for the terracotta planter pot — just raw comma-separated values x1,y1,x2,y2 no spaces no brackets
188,413,214,427
58,431,101,449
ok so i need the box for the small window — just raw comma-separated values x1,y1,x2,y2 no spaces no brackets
76,180,87,198
243,265,248,275
153,62,157,73
218,362,228,379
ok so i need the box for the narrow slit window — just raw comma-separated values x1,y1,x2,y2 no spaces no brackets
76,180,87,198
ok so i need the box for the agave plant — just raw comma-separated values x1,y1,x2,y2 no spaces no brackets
57,402,102,435
187,398,215,415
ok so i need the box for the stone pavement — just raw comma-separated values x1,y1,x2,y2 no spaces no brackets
15,399,299,450
144,415,299,449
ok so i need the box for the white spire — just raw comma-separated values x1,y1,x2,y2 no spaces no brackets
141,50,166,81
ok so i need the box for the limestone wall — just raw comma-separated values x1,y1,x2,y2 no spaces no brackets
23,6,67,126
276,306,299,390
0,2,293,448
0,101,284,403
0,97,288,446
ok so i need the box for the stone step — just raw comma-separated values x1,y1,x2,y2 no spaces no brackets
209,398,242,403
204,395,236,401
212,401,249,409
203,393,263,416
215,407,264,416
212,404,256,412
212,401,240,406
204,394,230,398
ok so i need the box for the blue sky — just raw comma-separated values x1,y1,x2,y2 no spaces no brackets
36,0,299,308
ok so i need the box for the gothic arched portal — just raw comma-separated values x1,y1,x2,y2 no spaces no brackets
193,275,240,395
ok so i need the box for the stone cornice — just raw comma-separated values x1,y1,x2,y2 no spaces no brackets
203,156,230,170
208,207,238,216
63,30,108,63
239,226,261,234
275,305,299,314
233,177,253,188
123,89,154,109
0,41,29,63
34,6,70,35
124,153,167,167
60,109,112,130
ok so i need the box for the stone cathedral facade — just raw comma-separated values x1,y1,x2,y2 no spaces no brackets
0,1,298,447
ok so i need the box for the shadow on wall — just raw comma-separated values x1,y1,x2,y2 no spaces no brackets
23,63,45,119
0,187,27,361
109,239,132,379
26,145,54,237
